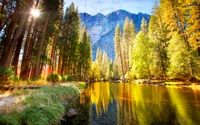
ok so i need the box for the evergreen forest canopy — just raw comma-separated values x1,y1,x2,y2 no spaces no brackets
0,0,200,84
0,0,91,83
91,0,200,81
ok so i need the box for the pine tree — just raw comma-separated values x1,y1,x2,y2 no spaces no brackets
114,24,125,81
140,18,148,35
96,48,103,66
148,2,167,77
60,2,81,78
122,17,136,75
77,26,92,80
102,52,109,80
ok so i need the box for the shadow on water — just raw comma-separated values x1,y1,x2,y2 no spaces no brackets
61,82,200,125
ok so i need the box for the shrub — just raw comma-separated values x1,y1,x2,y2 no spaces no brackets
62,75,68,82
67,75,74,81
46,74,62,83
62,75,74,82
13,76,20,82
0,67,14,86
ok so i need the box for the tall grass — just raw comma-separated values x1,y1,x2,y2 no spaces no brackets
0,84,82,125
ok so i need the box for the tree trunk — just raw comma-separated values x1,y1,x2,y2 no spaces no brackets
20,29,38,80
0,0,20,59
0,21,18,67
0,0,6,31
39,40,48,75
158,44,166,77
119,41,125,82
33,13,50,79
50,38,56,74
198,47,200,56
4,0,33,68
12,23,27,76
58,53,62,75
20,0,39,80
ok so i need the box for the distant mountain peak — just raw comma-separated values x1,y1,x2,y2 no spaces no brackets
79,10,150,61
96,13,104,17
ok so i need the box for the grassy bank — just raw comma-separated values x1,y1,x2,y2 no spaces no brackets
0,82,86,125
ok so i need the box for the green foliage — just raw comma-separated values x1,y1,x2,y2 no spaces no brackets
122,17,136,76
89,61,101,81
62,75,68,81
67,75,74,81
74,82,86,89
62,75,74,81
46,74,62,83
167,32,200,79
41,55,52,65
125,71,136,80
0,67,14,85
148,6,168,77
131,32,153,79
92,49,115,81
60,4,91,80
12,76,20,82
77,26,92,80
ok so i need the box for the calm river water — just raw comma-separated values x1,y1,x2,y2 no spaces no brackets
65,82,200,125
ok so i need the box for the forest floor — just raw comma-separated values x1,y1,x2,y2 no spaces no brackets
0,92,25,115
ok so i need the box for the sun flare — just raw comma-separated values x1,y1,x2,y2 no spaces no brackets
30,9,40,17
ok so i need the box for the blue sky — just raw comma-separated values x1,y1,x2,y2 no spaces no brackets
64,0,158,15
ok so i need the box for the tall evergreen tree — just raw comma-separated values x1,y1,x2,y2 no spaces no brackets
140,18,148,35
60,2,81,77
114,24,125,81
77,26,92,80
122,17,136,75
148,2,167,77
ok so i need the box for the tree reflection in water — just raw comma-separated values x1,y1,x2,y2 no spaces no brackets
70,82,200,125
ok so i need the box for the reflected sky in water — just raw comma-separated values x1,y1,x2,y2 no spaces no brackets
74,82,200,125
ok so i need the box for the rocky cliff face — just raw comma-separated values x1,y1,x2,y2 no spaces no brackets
80,10,150,61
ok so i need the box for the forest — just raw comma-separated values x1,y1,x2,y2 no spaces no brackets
0,0,92,85
0,0,200,85
90,0,200,82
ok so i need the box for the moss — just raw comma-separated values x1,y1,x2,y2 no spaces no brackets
0,83,85,125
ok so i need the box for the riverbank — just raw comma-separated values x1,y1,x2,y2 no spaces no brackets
0,82,86,125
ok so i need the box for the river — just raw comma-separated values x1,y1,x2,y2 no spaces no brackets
64,82,200,125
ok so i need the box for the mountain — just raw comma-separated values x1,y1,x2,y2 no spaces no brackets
79,10,150,61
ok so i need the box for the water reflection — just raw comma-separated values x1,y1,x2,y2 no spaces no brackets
167,87,200,125
74,82,200,125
